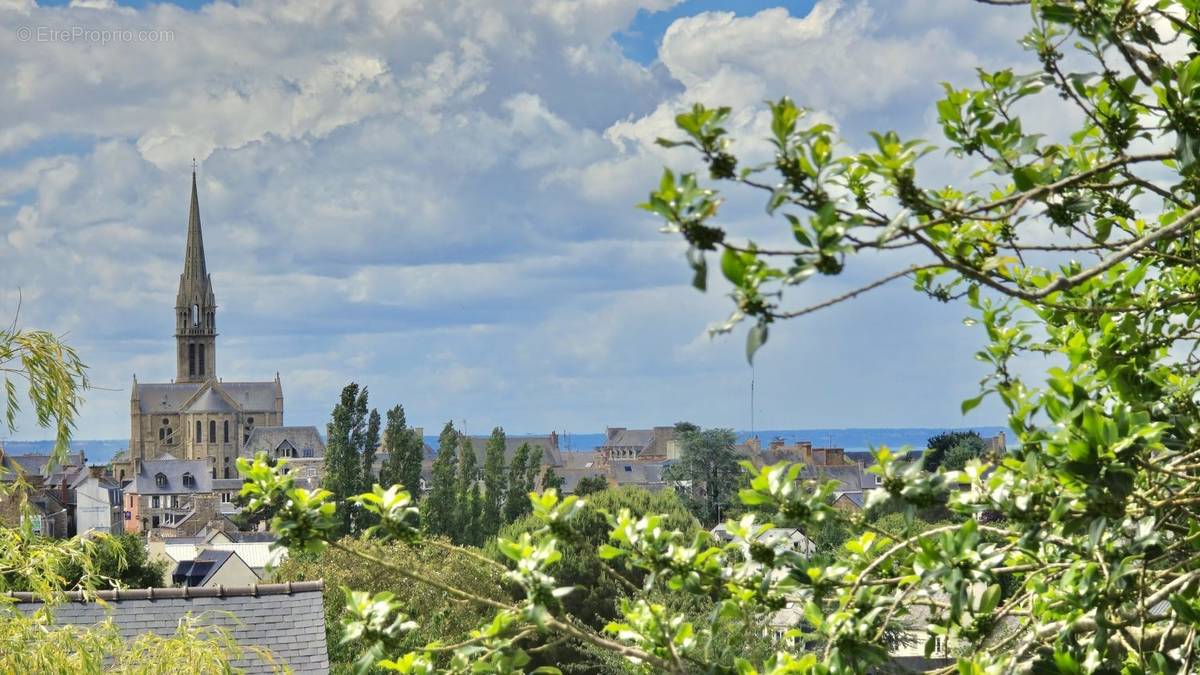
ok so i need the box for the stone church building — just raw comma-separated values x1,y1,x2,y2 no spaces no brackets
116,173,283,483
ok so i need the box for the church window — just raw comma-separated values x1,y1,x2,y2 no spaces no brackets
198,344,206,374
196,420,202,441
155,473,167,488
188,343,196,376
209,420,216,442
247,417,254,425
223,420,229,443
159,428,165,440
162,418,169,426
191,304,199,327
224,467,231,479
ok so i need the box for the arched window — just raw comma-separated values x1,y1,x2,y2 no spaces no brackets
209,420,216,442
224,467,231,479
155,473,167,488
159,428,165,440
191,304,199,327
223,420,229,444
198,344,205,374
182,472,195,489
195,420,202,441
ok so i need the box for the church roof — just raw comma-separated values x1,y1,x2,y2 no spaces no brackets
135,381,276,414
182,386,237,413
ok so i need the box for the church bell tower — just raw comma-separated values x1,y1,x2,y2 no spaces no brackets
175,170,218,383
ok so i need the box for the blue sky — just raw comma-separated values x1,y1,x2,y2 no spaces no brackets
0,0,1034,440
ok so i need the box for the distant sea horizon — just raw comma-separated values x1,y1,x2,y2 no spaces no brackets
2,426,1007,465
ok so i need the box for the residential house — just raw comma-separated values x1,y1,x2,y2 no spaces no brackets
149,530,287,583
171,549,259,588
710,524,815,555
73,469,124,535
6,582,329,674
598,427,679,462
0,451,87,537
241,425,327,490
123,455,217,535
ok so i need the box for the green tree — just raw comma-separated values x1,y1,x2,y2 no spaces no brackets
361,408,381,491
573,475,609,496
665,426,742,527
502,443,530,523
941,441,984,472
540,465,564,493
422,421,459,538
456,436,482,546
271,537,509,671
523,446,542,495
922,430,985,472
378,405,407,491
480,427,507,538
58,534,170,590
323,383,368,536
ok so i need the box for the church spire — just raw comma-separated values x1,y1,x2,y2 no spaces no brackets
175,167,217,383
182,168,207,282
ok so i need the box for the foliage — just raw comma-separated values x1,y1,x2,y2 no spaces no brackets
664,426,742,527
481,427,507,538
503,443,531,523
362,408,381,491
490,487,701,669
941,441,983,472
423,421,460,538
56,533,169,590
325,383,370,536
380,404,423,500
922,430,984,472
271,537,509,670
573,475,609,496
0,326,89,457
457,436,483,547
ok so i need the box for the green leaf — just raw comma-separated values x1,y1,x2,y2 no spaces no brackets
721,248,747,285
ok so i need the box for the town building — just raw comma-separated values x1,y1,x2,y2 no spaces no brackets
123,455,220,536
171,548,259,588
242,425,328,490
72,469,124,535
597,427,679,462
6,582,329,674
0,451,87,537
117,172,284,483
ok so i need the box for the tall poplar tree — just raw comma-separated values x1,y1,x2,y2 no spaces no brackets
481,427,507,537
503,443,530,523
324,383,367,536
378,405,406,489
457,436,482,546
523,446,543,497
361,408,381,490
423,421,459,537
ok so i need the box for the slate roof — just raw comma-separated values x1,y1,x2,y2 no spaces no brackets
611,460,672,488
173,548,235,586
131,457,213,495
0,453,86,482
7,582,329,674
244,426,326,458
799,464,867,491
557,467,608,493
183,387,237,414
463,435,563,468
136,381,277,414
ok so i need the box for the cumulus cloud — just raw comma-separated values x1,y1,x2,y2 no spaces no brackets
0,0,1032,440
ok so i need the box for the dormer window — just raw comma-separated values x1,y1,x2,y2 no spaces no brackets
182,472,195,489
155,472,167,488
